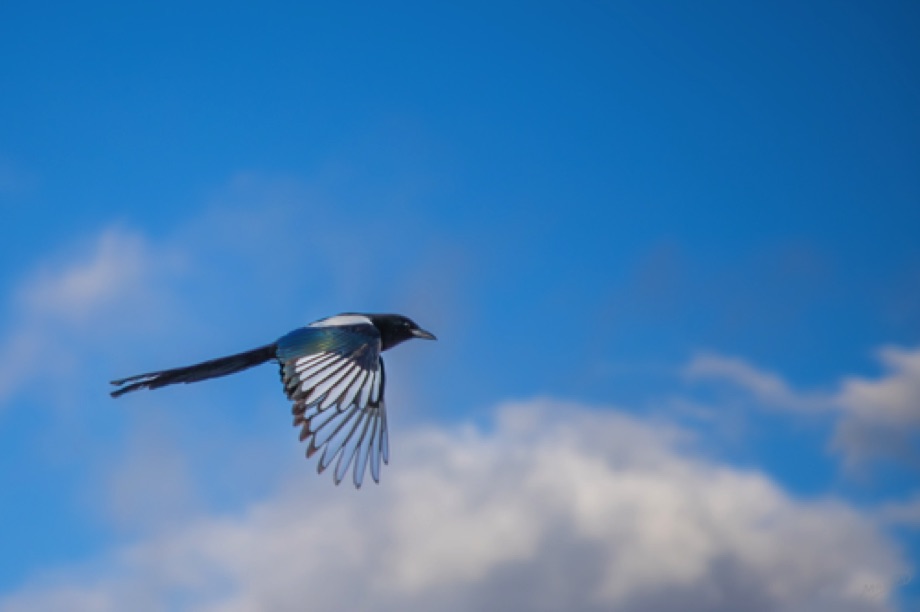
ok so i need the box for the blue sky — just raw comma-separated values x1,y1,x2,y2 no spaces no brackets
1,2,918,610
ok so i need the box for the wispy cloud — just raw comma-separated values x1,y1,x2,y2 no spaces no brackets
0,400,906,612
683,352,827,412
0,227,185,406
15,229,181,325
0,169,466,414
684,347,920,470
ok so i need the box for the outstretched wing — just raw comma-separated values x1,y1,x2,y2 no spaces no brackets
276,319,389,488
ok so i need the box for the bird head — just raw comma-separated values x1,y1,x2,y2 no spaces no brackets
368,314,437,351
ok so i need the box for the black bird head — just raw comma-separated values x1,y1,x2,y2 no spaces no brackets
368,314,437,351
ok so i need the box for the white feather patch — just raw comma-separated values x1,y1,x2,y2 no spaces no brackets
296,352,337,375
370,370,381,403
309,314,373,328
321,364,360,410
340,369,368,409
359,371,374,408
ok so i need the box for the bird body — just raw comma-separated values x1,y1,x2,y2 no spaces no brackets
110,313,435,487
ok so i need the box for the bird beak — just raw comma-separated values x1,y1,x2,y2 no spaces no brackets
411,328,437,340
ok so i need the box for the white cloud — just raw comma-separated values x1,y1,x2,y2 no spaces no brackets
836,348,920,423
16,228,183,325
832,347,920,469
0,400,906,612
0,227,184,406
684,348,920,470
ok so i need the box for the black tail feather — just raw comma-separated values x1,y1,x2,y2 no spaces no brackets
110,343,278,398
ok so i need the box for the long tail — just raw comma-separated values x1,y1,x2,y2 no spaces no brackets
110,343,278,398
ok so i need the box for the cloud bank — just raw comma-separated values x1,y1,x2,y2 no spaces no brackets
0,400,905,612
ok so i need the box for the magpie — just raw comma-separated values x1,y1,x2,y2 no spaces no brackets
110,313,436,488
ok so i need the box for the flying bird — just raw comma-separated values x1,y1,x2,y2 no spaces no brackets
110,313,436,487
